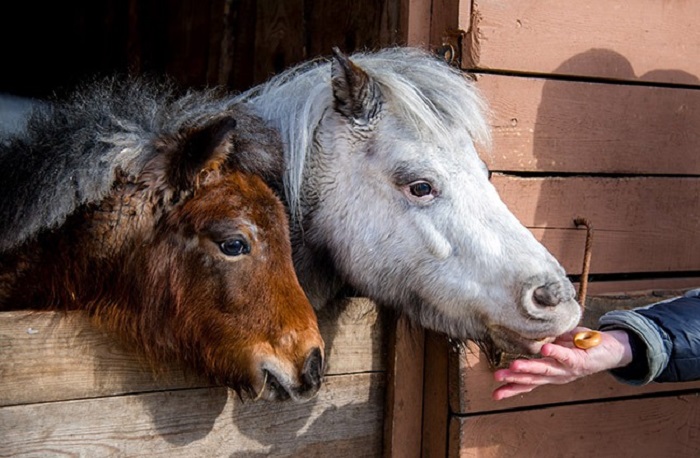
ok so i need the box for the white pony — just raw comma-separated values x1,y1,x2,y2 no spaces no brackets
237,47,581,360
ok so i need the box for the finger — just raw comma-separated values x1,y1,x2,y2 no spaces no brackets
508,358,570,377
494,369,570,386
492,383,539,401
540,343,581,367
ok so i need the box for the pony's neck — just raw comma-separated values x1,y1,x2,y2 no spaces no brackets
289,228,345,310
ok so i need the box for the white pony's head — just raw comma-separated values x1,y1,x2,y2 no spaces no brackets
240,47,581,359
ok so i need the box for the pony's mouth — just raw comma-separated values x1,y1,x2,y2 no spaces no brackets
253,367,322,402
475,326,557,367
259,369,291,401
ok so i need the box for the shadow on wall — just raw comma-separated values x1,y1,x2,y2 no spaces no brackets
531,48,700,278
533,48,700,175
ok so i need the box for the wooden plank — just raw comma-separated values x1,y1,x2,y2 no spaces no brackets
251,0,306,85
304,1,388,56
491,174,700,275
420,331,449,458
0,373,385,457
462,0,700,85
317,298,387,374
382,316,424,458
476,74,700,175
403,0,432,47
581,278,700,297
450,394,700,458
0,298,385,407
450,291,700,415
428,0,467,51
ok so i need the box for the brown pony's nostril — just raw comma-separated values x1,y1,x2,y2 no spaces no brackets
301,347,324,392
532,285,561,308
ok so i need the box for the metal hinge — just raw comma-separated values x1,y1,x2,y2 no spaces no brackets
434,29,465,67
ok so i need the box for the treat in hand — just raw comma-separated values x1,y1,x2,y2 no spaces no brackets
573,330,602,349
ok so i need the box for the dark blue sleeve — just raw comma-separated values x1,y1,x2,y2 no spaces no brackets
633,295,700,382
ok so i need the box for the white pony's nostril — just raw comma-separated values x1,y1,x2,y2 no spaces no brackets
532,285,561,308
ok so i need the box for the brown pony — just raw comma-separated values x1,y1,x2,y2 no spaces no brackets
0,78,324,401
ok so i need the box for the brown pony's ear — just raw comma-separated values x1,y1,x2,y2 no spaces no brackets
331,47,382,125
163,116,238,192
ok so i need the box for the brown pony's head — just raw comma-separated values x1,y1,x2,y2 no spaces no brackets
2,111,324,401
120,115,325,401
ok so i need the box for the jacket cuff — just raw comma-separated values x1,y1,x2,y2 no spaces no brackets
599,310,671,385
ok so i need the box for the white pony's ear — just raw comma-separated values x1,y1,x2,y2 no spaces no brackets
331,47,381,125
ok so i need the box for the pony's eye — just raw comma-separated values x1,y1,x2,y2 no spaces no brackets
409,181,433,197
219,238,251,256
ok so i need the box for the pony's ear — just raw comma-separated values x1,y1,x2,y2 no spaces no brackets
162,116,238,192
331,47,382,125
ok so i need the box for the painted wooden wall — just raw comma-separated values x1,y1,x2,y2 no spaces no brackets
461,0,700,294
415,1,700,456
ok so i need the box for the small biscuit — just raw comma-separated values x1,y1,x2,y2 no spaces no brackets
573,331,602,349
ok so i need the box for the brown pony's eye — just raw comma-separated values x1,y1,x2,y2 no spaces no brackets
219,238,251,256
409,181,432,197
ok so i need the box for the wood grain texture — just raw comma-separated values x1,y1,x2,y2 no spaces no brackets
403,0,432,47
0,298,385,407
463,0,700,85
420,331,450,458
382,316,424,458
427,0,466,49
581,278,700,296
0,373,385,458
251,0,306,84
450,394,700,458
491,174,700,275
476,74,700,175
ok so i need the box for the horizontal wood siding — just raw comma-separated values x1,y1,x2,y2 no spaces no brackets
476,74,700,175
450,394,700,458
490,174,700,276
462,0,700,85
2,375,385,457
459,14,700,293
0,299,387,456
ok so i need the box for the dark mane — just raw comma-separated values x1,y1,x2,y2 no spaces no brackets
0,77,282,252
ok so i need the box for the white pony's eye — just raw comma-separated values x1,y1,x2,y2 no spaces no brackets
404,180,436,203
410,181,432,197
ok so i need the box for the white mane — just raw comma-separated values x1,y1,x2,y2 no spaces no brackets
235,47,492,223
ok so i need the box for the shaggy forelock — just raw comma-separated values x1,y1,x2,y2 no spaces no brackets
235,47,491,225
0,77,280,252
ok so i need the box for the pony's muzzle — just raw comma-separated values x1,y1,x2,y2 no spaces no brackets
255,345,324,402
528,279,577,310
532,284,564,307
521,277,581,329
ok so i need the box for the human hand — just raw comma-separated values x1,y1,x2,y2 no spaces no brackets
491,327,633,401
